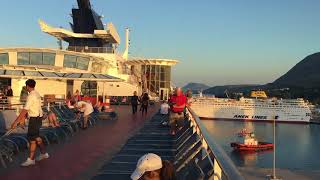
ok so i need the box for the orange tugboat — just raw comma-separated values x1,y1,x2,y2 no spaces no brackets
231,130,274,151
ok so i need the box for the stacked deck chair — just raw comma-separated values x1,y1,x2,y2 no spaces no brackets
93,111,215,180
0,102,101,169
0,110,33,168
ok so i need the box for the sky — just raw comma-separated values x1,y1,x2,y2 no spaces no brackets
1,0,320,87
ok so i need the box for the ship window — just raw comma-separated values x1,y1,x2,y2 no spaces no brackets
81,81,97,97
17,52,30,65
6,70,24,76
43,53,55,65
91,62,102,73
17,52,56,66
63,55,89,70
24,71,42,77
76,57,89,70
0,53,9,64
64,55,77,68
30,52,43,65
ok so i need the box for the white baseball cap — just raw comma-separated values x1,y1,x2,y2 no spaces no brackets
131,153,163,180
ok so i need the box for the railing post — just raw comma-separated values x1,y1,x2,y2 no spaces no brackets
47,102,50,112
214,159,222,180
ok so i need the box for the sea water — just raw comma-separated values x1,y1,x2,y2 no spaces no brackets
203,120,320,170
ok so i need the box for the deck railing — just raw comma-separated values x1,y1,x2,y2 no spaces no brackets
67,46,115,54
187,107,244,180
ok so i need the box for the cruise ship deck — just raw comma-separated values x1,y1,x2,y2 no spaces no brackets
0,105,160,180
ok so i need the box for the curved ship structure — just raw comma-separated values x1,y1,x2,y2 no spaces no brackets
0,0,177,101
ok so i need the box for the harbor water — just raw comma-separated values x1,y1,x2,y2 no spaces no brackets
202,120,320,170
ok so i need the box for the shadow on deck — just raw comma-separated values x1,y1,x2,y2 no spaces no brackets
93,112,215,180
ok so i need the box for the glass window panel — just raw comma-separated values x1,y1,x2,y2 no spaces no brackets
81,81,97,97
160,82,165,88
66,73,81,78
76,57,89,70
91,62,101,73
63,55,77,68
24,71,42,76
160,66,165,73
0,69,5,75
43,53,55,65
17,52,30,65
41,71,58,77
55,73,65,77
160,73,165,81
30,52,43,65
0,53,9,64
165,82,171,88
94,74,106,79
81,73,91,78
6,70,24,76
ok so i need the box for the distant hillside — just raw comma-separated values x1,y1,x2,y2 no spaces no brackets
203,84,262,97
182,83,210,92
188,52,320,103
273,52,320,88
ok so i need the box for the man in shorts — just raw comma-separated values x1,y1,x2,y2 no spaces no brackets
11,79,49,166
169,87,187,135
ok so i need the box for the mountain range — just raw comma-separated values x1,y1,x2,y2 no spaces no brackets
183,52,320,104
182,83,210,92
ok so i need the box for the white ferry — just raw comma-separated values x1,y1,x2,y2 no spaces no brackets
191,91,312,123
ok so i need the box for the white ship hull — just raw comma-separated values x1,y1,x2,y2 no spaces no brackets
191,97,311,123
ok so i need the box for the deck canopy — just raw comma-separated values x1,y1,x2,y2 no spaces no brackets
124,58,179,66
39,20,120,45
0,69,122,82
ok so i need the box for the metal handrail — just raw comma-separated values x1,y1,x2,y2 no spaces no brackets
67,46,115,54
187,107,244,180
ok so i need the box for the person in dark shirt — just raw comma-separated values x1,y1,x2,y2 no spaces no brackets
140,92,149,115
131,91,139,114
6,86,13,97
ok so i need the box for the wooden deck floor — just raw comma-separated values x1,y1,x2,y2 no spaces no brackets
0,105,159,180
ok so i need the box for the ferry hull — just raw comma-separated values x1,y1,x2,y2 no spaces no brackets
200,117,310,124
191,98,312,123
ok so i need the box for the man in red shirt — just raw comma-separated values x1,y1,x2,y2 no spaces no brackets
169,87,187,135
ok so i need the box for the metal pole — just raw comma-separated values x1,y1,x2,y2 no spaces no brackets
269,102,281,180
102,82,105,103
273,113,276,179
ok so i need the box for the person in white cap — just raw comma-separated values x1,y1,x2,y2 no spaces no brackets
131,153,176,180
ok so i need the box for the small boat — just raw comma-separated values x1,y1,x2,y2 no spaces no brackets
231,131,273,151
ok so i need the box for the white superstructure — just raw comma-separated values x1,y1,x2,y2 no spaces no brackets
191,96,311,123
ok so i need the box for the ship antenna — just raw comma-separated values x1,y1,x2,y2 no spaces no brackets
224,89,230,98
122,27,130,60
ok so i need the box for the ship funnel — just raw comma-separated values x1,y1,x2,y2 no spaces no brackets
122,28,130,60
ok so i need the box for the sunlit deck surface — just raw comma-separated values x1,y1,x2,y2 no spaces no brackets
0,105,159,180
